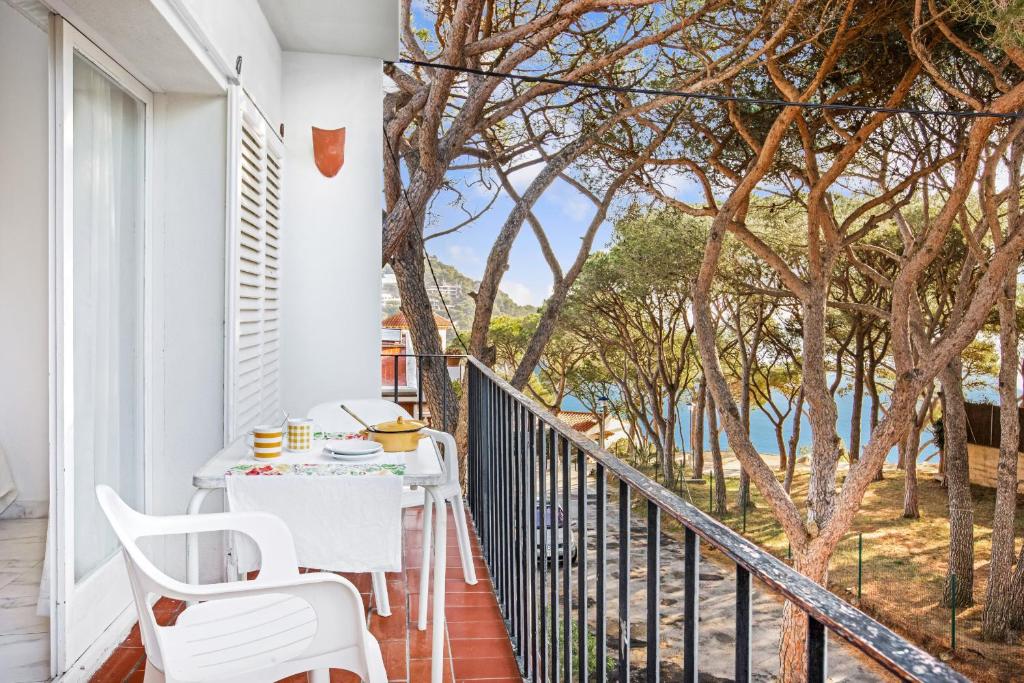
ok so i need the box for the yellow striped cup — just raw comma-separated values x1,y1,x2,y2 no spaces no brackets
251,425,284,459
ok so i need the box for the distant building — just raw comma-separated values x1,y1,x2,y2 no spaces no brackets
963,401,1024,492
555,409,629,447
381,311,457,417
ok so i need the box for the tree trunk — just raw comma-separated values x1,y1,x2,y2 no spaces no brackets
707,393,728,515
940,361,974,608
784,388,803,493
866,357,884,482
981,271,1020,640
902,426,920,519
775,425,788,474
692,380,706,479
849,326,865,462
738,356,753,512
662,412,677,487
391,230,460,433
778,549,830,683
801,289,842,532
1010,546,1024,630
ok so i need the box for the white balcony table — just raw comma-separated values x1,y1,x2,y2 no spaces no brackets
186,435,450,683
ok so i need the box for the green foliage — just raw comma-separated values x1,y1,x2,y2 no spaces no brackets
551,616,615,679
949,0,1024,49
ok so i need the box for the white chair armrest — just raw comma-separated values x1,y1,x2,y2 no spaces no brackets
422,428,458,488
143,510,300,580
159,568,350,602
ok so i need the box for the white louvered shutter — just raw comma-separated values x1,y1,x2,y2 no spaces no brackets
230,94,283,441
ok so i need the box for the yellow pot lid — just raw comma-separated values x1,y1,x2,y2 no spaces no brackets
371,416,425,433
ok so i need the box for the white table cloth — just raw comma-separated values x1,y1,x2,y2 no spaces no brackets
225,456,404,573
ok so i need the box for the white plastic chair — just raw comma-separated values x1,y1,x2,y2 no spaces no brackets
96,485,386,683
307,399,478,627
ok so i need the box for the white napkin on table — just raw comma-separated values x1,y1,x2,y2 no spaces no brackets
226,463,403,573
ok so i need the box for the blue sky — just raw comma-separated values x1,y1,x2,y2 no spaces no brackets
425,172,611,306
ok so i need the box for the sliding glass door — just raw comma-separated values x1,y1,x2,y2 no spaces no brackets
51,17,151,674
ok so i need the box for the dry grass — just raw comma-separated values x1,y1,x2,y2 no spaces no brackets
682,462,1024,683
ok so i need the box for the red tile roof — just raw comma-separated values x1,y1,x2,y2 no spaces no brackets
381,311,453,329
556,410,599,433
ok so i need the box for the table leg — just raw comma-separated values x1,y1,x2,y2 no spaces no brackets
185,488,212,607
429,489,448,683
418,496,433,631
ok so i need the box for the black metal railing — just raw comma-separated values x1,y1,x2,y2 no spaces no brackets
380,353,465,432
466,357,967,683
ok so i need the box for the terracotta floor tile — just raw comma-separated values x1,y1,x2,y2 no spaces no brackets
89,646,145,682
409,657,453,682
338,572,373,593
446,620,512,640
380,638,408,681
451,656,521,679
441,605,504,623
408,628,453,660
448,638,516,660
411,591,500,621
370,607,409,641
329,671,363,683
120,623,143,648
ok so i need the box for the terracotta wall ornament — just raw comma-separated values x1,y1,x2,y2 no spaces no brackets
312,126,346,177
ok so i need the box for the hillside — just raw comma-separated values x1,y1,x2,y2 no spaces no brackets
381,257,536,332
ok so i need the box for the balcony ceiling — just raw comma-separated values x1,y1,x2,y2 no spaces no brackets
257,0,399,62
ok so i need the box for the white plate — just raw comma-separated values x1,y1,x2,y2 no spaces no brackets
323,450,379,463
324,439,383,456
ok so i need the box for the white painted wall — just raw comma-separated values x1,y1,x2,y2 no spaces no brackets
149,93,230,580
0,4,50,512
281,52,383,414
179,0,283,126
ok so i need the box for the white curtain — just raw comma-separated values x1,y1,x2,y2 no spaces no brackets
70,54,145,582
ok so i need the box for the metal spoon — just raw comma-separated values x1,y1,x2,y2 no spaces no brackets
340,403,375,432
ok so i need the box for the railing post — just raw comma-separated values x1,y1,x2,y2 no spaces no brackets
577,447,589,683
618,480,630,683
561,436,572,683
527,410,538,679
538,422,548,683
417,357,424,420
807,616,827,683
735,566,751,683
683,527,699,682
646,501,660,683
595,463,607,683
392,354,399,403
549,427,560,683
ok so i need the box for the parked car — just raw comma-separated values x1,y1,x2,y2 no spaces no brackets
534,502,577,564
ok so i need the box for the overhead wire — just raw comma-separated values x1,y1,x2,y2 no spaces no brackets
392,58,1023,121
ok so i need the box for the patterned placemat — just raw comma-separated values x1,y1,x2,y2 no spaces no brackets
226,463,406,477
313,431,367,440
